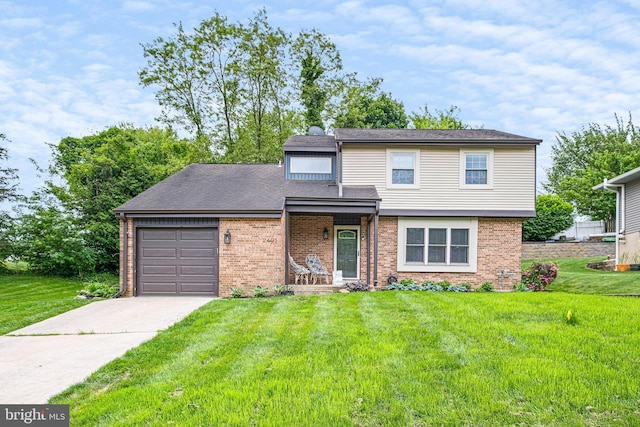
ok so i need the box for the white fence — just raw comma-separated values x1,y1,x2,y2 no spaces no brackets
551,220,605,241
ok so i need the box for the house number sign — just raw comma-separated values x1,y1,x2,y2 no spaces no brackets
263,238,277,243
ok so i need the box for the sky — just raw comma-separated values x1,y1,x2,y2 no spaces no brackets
2,0,640,206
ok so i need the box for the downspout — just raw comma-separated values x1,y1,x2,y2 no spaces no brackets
366,214,372,284
373,201,379,287
337,141,343,198
114,213,128,298
602,178,622,265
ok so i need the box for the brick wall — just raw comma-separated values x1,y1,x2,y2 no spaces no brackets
289,215,335,284
376,217,522,290
218,217,285,297
119,217,134,297
522,241,614,260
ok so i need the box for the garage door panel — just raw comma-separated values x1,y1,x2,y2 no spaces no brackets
141,230,178,240
141,282,178,293
180,283,215,293
137,227,218,296
180,248,216,258
142,248,177,258
142,265,177,275
180,230,216,240
180,265,215,275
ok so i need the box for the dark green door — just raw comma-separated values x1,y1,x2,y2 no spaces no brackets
336,229,358,278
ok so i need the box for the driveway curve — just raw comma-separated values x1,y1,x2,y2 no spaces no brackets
0,296,214,404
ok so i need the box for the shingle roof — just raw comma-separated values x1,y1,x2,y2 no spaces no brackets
333,128,542,144
114,164,379,214
283,135,336,152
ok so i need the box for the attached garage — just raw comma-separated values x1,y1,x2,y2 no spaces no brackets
137,227,218,296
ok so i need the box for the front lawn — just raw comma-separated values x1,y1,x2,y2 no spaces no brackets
527,257,640,294
0,274,91,334
52,292,640,426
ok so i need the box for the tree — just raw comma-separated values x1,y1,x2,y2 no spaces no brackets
545,114,640,229
522,194,575,241
0,133,19,270
291,29,343,130
141,9,297,162
332,76,408,129
47,125,209,272
0,133,19,204
410,105,470,129
10,195,95,276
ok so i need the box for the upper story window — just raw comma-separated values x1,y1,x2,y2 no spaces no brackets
460,149,493,189
285,153,335,180
290,157,332,174
387,149,420,189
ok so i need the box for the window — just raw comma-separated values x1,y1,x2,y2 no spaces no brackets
460,149,493,189
290,156,332,174
387,149,420,188
405,228,424,263
397,218,478,272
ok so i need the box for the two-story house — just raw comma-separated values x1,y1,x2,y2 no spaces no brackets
114,128,540,296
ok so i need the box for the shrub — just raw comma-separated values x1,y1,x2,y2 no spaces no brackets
77,279,119,299
274,285,294,296
344,281,370,292
458,282,473,291
522,194,575,241
250,285,269,298
522,261,559,291
438,280,452,291
476,282,495,292
422,283,444,292
230,287,246,298
446,284,469,292
513,282,532,292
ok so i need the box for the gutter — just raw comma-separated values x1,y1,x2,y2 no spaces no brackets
601,178,624,265
114,213,128,298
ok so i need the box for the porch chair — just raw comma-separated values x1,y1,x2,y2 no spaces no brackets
305,254,330,285
289,254,310,285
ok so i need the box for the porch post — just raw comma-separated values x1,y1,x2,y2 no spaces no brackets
284,210,289,285
373,203,379,287
366,215,371,284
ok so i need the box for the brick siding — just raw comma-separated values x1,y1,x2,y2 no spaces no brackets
119,217,134,297
288,215,335,284
376,217,522,290
218,217,285,297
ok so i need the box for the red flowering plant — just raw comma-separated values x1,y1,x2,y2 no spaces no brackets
521,261,559,291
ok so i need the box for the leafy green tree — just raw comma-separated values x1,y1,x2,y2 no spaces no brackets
47,125,209,272
0,134,19,270
332,76,408,129
410,105,470,129
291,29,343,130
545,114,640,229
10,196,95,276
522,194,575,241
141,9,296,162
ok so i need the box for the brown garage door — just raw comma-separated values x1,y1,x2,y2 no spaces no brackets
137,228,218,296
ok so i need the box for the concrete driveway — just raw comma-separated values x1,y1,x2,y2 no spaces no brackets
0,296,214,404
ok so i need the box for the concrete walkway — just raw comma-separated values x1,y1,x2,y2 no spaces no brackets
0,296,214,404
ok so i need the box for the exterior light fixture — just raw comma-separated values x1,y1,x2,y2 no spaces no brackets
323,227,329,239
224,230,231,244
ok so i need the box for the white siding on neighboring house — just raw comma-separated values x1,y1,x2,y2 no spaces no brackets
342,145,536,213
625,178,640,234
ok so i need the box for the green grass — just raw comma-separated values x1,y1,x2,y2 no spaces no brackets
0,274,91,334
524,257,640,294
51,292,640,426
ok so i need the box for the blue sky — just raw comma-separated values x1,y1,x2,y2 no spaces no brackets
2,0,640,202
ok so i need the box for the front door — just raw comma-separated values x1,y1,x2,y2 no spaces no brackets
335,227,359,279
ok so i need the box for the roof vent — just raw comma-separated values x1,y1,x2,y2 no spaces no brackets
308,126,325,136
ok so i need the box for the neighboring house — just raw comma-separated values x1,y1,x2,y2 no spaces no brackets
114,128,540,297
594,166,640,264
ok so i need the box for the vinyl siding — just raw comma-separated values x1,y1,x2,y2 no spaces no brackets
341,145,535,213
625,178,640,234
